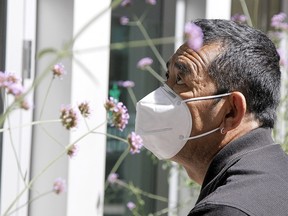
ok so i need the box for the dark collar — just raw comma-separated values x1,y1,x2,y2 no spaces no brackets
201,127,274,190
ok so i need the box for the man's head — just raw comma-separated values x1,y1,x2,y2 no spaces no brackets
164,19,281,183
136,19,281,183
194,19,281,128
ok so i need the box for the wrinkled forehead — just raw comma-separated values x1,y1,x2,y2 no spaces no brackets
175,43,221,62
167,43,222,75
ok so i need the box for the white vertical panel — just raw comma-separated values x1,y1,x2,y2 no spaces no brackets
1,0,36,215
206,0,231,19
67,1,111,216
168,1,185,215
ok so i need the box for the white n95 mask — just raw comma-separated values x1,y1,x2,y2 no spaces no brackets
135,84,231,160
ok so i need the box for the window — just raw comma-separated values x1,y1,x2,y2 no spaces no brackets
104,1,177,215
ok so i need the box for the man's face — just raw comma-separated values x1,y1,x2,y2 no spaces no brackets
166,43,223,140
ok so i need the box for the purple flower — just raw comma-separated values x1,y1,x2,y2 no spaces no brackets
60,105,79,130
19,98,31,110
277,48,288,67
121,0,132,7
184,22,203,51
67,144,79,158
107,173,119,184
231,13,247,24
52,63,66,78
1,73,24,96
6,83,25,96
127,132,143,154
118,80,135,88
137,57,153,69
127,202,136,211
271,12,288,30
53,177,66,194
271,12,286,25
146,0,156,5
0,72,29,109
120,16,129,25
78,101,91,118
0,72,21,88
104,97,129,131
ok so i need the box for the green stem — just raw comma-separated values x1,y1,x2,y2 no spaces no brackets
239,0,253,27
6,190,52,216
104,148,130,190
68,0,122,47
83,118,90,131
2,151,64,216
136,20,167,71
92,131,128,143
2,122,105,216
72,55,99,85
146,66,165,83
253,0,259,27
74,37,176,53
6,104,26,184
40,126,65,148
39,77,54,120
127,87,137,109
0,56,61,127
0,119,61,133
118,181,168,203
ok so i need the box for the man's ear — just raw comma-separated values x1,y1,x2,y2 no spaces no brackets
221,91,246,133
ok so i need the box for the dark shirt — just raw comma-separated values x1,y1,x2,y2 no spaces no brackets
189,128,288,216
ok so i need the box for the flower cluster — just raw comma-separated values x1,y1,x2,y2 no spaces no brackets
78,101,91,118
184,22,203,51
119,16,129,25
0,71,29,110
67,144,79,158
121,0,132,7
146,0,156,5
117,80,135,88
127,132,143,154
52,63,66,78
104,97,129,131
231,13,247,24
53,177,66,194
137,57,153,70
268,12,288,66
60,105,79,130
271,12,288,30
107,173,119,184
127,201,136,211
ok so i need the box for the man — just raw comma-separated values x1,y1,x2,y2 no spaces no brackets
135,19,288,215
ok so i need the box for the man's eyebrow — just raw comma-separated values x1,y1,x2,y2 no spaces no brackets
175,62,190,75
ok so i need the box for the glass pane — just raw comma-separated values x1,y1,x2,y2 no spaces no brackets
231,0,281,31
104,1,170,215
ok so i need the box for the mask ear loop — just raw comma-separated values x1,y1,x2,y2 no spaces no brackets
182,93,231,103
180,127,220,141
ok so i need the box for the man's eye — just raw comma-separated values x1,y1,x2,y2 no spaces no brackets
176,74,184,84
165,71,169,80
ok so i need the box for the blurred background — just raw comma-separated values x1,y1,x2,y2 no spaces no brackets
0,0,287,216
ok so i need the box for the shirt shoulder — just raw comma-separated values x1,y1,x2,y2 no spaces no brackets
188,204,249,216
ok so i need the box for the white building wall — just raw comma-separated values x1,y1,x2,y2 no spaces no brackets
1,0,36,215
67,1,111,216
